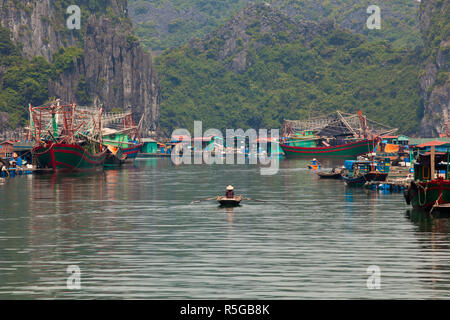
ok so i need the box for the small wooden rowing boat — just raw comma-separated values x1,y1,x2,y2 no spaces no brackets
307,164,320,170
217,196,243,207
317,171,343,179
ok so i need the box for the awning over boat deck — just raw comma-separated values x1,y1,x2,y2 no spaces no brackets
415,141,450,148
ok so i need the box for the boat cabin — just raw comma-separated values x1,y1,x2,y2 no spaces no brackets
103,129,139,149
281,131,320,148
343,159,390,178
413,152,450,181
141,138,158,154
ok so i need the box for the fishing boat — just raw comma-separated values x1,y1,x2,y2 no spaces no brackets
280,111,396,158
102,111,143,162
317,169,343,179
104,145,127,167
217,196,242,207
29,101,107,171
341,160,389,187
32,142,107,170
404,147,450,211
281,139,375,158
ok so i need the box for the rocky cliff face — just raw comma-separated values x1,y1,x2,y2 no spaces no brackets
419,0,449,137
0,0,160,134
49,15,160,131
0,0,79,61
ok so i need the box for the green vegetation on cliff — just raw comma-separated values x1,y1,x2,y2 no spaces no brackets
420,0,449,62
0,27,52,127
130,0,421,53
0,26,86,128
155,5,422,135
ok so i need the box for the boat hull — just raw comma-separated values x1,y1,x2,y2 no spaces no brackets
343,172,388,187
104,151,127,167
405,179,450,210
317,172,343,179
123,143,143,160
280,140,374,158
217,196,242,207
32,143,107,171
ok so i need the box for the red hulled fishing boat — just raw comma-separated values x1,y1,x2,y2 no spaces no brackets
29,100,107,171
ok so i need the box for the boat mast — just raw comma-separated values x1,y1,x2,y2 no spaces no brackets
431,145,435,180
337,110,357,138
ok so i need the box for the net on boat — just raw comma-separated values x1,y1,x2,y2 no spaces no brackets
28,100,103,144
283,111,397,139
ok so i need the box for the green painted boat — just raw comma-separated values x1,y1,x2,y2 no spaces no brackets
280,139,375,158
33,143,107,171
405,178,450,210
404,151,450,210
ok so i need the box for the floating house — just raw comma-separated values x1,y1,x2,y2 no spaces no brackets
13,141,33,163
141,138,158,154
0,140,14,158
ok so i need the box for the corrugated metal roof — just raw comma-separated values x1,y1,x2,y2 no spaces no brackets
416,141,450,148
409,137,450,145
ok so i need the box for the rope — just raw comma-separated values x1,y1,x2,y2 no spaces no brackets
417,183,428,207
430,192,443,215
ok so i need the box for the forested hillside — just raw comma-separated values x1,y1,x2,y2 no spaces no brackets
155,4,422,136
129,0,421,54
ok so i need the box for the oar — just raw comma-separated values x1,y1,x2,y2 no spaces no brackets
243,197,268,203
244,197,291,207
190,197,217,204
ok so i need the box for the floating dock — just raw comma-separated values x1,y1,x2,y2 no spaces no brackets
364,179,411,192
137,153,171,158
1,167,53,178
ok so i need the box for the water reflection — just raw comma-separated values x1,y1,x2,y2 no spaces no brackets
0,159,450,299
406,209,450,233
405,209,450,296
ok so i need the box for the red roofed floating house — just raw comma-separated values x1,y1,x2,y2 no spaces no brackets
0,140,14,158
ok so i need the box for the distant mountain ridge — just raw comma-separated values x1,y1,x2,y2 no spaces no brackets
129,0,421,53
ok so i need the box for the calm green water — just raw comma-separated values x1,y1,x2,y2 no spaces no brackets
0,158,449,299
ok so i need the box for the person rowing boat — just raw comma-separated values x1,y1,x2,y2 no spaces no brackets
217,185,241,207
225,185,235,198
308,158,321,170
